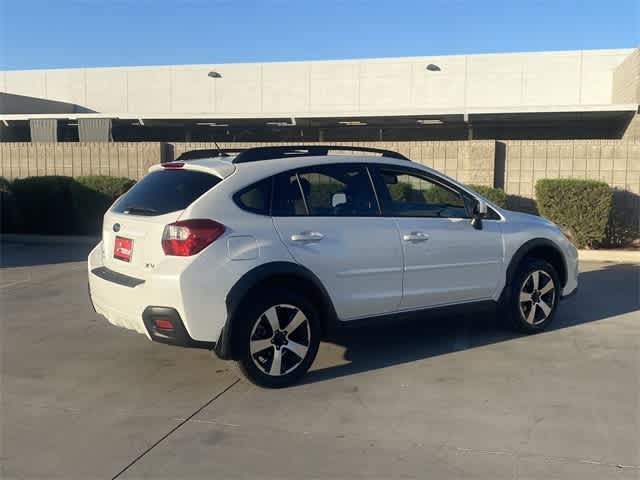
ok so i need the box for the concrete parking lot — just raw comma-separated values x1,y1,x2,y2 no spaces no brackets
1,240,638,479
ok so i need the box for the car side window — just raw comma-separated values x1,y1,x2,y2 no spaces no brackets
271,164,379,217
234,178,272,215
272,172,306,216
376,168,469,218
298,164,379,217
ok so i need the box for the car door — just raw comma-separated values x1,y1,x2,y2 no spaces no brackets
372,166,503,310
272,163,404,320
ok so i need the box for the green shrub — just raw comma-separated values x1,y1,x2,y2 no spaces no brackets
388,182,425,202
466,184,508,208
0,177,10,193
73,176,135,233
76,175,135,198
9,175,135,235
11,176,78,234
535,179,612,248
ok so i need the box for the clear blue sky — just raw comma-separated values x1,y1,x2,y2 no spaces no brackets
1,0,638,70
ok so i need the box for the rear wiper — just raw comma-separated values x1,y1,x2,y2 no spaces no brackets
123,204,157,215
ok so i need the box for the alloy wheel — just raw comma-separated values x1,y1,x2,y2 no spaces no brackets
519,270,556,325
249,304,311,376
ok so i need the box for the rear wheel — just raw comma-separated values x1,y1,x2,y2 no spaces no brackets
505,258,560,333
235,289,320,388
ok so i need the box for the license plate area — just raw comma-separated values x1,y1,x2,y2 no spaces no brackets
114,236,133,262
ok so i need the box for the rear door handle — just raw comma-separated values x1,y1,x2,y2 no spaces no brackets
403,231,429,242
291,231,324,242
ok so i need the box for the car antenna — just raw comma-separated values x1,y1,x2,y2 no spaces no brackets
213,140,228,157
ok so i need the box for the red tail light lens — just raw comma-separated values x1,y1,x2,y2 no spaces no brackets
161,219,225,256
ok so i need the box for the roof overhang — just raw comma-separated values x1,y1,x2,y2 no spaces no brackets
1,104,636,126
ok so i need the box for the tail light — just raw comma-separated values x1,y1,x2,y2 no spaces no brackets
161,219,225,256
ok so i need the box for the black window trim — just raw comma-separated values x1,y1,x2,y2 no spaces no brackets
369,164,474,220
233,162,502,221
269,162,383,218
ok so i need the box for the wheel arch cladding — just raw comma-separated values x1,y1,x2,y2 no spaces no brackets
221,261,338,359
506,239,567,289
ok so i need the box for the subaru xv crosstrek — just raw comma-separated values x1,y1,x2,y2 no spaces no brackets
88,145,578,388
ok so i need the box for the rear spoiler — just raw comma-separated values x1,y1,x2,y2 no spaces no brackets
172,148,246,162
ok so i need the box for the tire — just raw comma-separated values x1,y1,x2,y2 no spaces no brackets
504,258,561,333
234,288,320,388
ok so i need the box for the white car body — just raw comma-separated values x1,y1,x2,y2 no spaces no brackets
88,148,578,362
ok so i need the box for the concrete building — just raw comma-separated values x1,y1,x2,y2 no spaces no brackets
1,48,638,142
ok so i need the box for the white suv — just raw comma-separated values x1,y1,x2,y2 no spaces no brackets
88,145,578,387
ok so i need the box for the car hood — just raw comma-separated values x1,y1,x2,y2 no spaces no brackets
502,209,558,228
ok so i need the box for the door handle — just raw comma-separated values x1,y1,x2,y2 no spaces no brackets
291,231,324,242
403,231,429,242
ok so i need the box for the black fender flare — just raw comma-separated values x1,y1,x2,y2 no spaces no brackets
504,238,567,294
214,261,337,360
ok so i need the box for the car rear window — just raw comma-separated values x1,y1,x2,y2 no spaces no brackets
112,169,221,216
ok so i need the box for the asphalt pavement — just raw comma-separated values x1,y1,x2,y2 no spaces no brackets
1,240,638,479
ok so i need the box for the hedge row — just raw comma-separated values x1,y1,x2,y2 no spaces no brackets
466,184,508,208
535,179,612,248
1,176,135,235
0,175,623,248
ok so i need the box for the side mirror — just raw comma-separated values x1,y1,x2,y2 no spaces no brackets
331,192,347,208
471,198,487,230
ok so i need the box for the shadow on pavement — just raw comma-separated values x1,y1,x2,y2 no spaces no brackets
303,263,639,385
0,241,96,268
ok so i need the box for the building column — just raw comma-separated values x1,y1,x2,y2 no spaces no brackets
29,119,58,142
78,118,113,142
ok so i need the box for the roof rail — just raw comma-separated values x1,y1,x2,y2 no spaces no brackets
231,145,409,164
174,148,246,162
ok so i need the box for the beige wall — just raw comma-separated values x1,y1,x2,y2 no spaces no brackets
2,139,637,210
622,113,640,140
2,49,635,118
3,140,637,196
613,49,640,104
0,141,495,186
1,139,638,235
0,142,167,180
172,141,496,186
503,140,640,216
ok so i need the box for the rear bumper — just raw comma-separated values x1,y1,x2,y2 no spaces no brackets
87,241,228,345
142,306,215,349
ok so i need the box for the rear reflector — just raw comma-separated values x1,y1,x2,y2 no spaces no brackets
154,319,174,330
161,219,225,256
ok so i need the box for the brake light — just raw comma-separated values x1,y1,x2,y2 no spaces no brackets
162,162,184,169
161,219,225,256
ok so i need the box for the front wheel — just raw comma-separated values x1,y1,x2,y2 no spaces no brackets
504,258,560,333
235,289,320,388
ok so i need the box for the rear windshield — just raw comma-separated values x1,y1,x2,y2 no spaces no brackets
112,169,221,216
